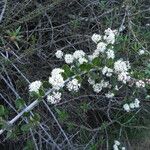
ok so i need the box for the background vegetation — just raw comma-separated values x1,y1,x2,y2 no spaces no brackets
0,0,150,149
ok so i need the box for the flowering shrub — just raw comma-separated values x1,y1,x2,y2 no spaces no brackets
39,28,149,113
26,28,150,148
0,27,149,149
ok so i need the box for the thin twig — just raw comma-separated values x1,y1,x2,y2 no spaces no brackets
0,0,7,23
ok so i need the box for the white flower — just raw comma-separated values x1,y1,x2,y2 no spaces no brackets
29,81,42,93
47,91,62,104
113,140,122,150
138,49,145,55
92,49,100,57
51,68,64,76
106,49,115,59
73,50,85,59
55,50,63,59
113,140,125,150
78,57,88,64
49,75,64,90
113,144,119,150
102,66,113,77
66,78,81,92
88,78,95,85
115,85,119,91
119,25,125,32
91,33,102,43
93,83,103,93
114,140,120,146
136,80,145,88
104,28,111,34
123,104,130,112
104,33,115,44
118,72,131,84
49,68,64,90
129,103,135,109
88,55,95,61
146,23,150,26
114,60,130,73
105,92,114,98
97,42,107,53
104,28,116,44
65,54,74,64
101,80,109,88
134,98,140,108
125,99,140,111
88,48,101,61
104,28,114,35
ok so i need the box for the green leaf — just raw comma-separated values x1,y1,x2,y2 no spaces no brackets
55,108,69,122
16,26,21,34
80,63,92,72
42,81,51,89
62,64,74,77
0,105,5,116
72,66,79,74
15,98,25,110
106,59,114,68
92,57,101,66
21,124,32,132
6,130,17,139
23,112,30,117
23,140,34,150
61,72,68,80
39,89,45,97
0,117,8,129
75,76,82,83
30,91,39,99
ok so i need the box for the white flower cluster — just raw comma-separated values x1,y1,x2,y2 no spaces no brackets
89,28,117,61
136,80,145,88
138,49,145,55
114,60,130,73
123,98,140,112
49,68,64,90
78,57,88,65
93,80,110,93
115,85,119,91
65,54,74,64
73,50,85,59
73,50,87,65
64,50,87,65
29,81,42,93
102,66,113,77
145,78,150,84
114,59,131,84
113,140,125,150
91,33,101,43
104,28,117,44
66,78,81,92
117,72,131,84
55,50,63,59
106,49,115,59
47,91,61,104
105,92,114,99
93,83,102,93
97,42,107,53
